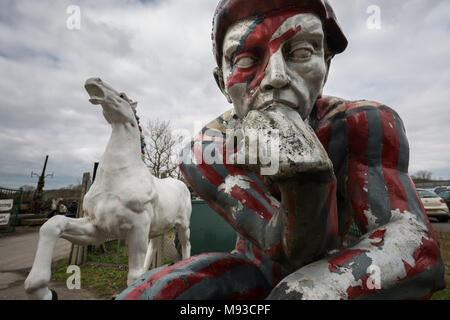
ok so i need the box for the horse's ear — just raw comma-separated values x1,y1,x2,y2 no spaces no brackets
131,101,138,109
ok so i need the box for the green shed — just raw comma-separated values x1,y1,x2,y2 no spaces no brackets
189,200,237,255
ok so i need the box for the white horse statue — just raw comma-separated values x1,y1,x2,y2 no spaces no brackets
24,78,192,300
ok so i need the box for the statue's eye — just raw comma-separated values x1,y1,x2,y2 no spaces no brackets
119,93,129,101
286,41,316,61
289,48,313,60
234,55,258,69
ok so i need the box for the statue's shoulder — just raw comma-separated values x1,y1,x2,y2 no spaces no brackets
315,95,387,123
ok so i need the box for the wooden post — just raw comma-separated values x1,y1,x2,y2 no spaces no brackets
69,172,91,265
149,236,164,269
156,235,164,267
116,240,121,265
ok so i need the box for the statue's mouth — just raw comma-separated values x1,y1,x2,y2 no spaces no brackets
257,99,298,112
85,80,105,105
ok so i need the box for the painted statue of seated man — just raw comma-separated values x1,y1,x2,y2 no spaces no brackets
117,0,445,300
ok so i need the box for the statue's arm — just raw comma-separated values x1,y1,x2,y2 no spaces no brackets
179,110,338,268
267,106,445,299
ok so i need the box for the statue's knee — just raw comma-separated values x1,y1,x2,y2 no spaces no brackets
39,215,65,238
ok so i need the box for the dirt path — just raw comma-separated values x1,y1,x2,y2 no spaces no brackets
0,230,102,300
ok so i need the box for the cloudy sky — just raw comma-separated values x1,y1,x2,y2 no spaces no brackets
1,0,449,190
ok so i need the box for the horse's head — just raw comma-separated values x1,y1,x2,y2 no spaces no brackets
84,78,138,126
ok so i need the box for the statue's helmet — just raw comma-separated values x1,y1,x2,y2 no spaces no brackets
212,0,348,68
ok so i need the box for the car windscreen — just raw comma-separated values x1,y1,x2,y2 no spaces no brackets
417,190,439,198
437,190,450,199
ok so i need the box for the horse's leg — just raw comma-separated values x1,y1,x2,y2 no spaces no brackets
143,238,157,271
176,223,191,260
126,220,150,286
24,216,105,300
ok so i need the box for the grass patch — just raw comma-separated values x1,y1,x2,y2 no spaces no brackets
52,240,129,298
431,284,450,300
86,240,129,265
52,258,128,298
51,239,175,298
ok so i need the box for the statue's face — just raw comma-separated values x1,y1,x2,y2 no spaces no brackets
217,13,329,120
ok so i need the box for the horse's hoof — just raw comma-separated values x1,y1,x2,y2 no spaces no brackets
51,289,58,300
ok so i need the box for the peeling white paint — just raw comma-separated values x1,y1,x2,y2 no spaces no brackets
273,209,431,299
363,208,379,231
218,175,252,194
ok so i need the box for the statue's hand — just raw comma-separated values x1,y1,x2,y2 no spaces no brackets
227,106,333,181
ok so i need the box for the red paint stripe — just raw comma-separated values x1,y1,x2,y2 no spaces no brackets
282,188,297,255
369,229,386,247
315,123,332,152
346,112,369,233
346,274,382,300
193,141,222,187
264,239,284,261
124,253,211,300
345,101,383,112
328,249,368,273
179,161,250,241
252,244,262,267
221,146,279,213
315,96,328,120
153,256,255,300
272,262,281,288
225,185,272,222
398,237,441,281
192,139,272,224
326,179,339,239
379,109,409,212
234,236,247,254
199,146,275,222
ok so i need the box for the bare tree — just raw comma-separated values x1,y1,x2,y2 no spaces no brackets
143,119,184,179
411,170,433,181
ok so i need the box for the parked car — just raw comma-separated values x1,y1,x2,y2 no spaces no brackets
417,188,449,222
436,189,450,210
434,186,450,194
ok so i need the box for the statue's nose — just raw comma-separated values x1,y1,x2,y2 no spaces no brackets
85,77,102,85
260,51,290,91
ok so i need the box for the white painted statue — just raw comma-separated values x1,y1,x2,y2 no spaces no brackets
24,78,192,300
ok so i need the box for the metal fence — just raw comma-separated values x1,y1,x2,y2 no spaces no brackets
0,187,23,233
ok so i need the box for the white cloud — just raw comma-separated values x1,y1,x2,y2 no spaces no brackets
1,0,449,189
